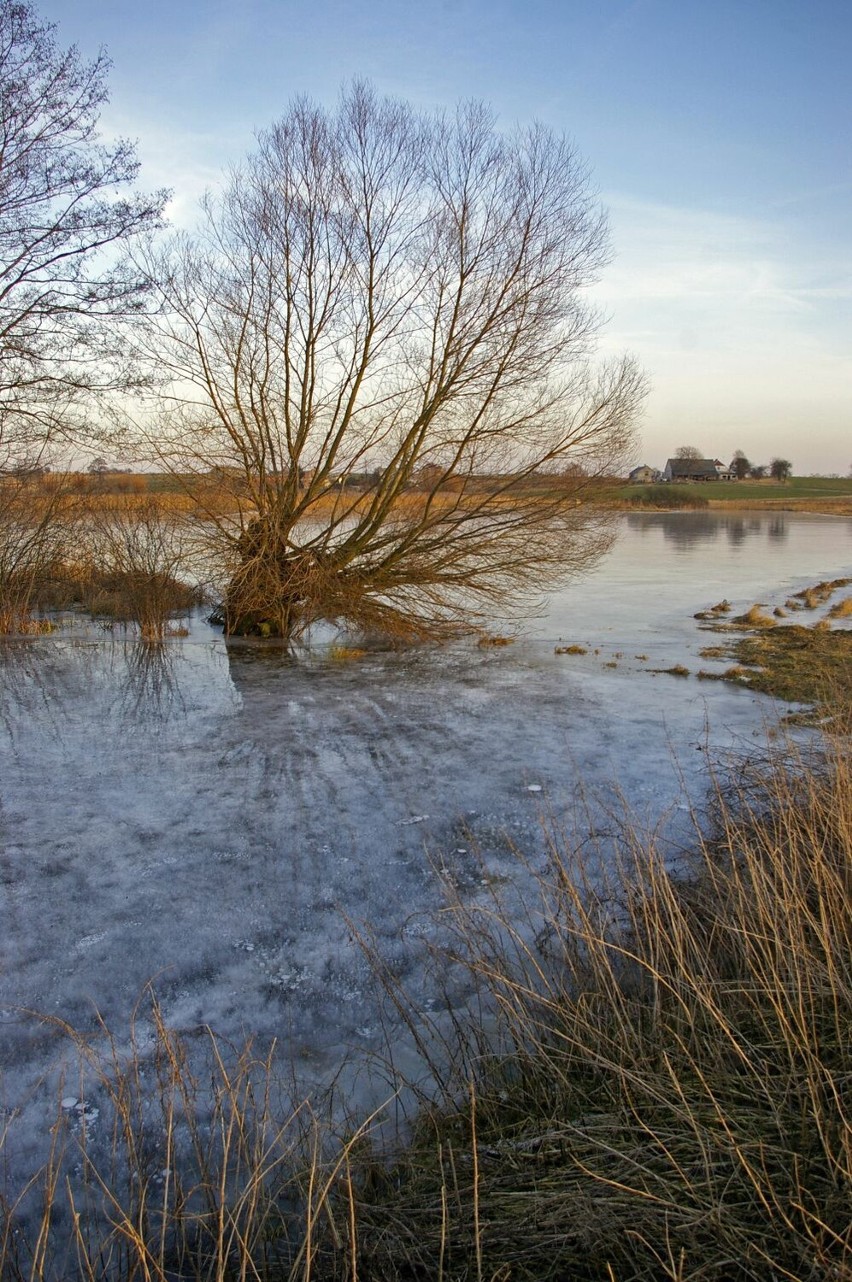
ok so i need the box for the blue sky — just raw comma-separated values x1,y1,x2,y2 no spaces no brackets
42,0,851,472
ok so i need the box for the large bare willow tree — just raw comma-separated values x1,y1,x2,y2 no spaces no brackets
148,84,644,641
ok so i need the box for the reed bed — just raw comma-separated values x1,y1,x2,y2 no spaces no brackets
349,720,852,1280
0,999,386,1282
1,715,850,1279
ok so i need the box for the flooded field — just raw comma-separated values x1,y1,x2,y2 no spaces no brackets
1,509,851,1196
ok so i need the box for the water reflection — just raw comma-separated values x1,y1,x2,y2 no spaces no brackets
627,512,720,548
726,519,748,547
118,642,186,721
626,511,789,550
0,640,61,740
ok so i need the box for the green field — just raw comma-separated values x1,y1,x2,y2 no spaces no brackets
620,474,852,504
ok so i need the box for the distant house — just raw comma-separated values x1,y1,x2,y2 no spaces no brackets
662,458,734,482
628,464,658,484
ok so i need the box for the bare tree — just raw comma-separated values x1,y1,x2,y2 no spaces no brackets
675,445,704,461
770,458,792,482
0,0,167,471
731,450,751,480
0,470,66,631
144,84,644,641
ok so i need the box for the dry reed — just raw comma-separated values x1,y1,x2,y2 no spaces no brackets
2,717,850,1280
348,719,852,1280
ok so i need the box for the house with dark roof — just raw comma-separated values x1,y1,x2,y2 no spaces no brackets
662,458,734,482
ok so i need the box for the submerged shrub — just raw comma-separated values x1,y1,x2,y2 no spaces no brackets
81,501,201,639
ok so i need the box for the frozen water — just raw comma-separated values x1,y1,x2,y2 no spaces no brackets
1,510,851,1203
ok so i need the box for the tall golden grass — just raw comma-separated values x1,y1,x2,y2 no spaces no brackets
1,714,850,1279
350,721,852,1280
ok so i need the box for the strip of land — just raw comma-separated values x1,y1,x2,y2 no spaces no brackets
619,474,852,514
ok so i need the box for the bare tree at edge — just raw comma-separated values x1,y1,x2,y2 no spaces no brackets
0,0,167,470
144,84,645,641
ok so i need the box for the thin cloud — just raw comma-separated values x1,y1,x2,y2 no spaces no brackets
591,197,852,472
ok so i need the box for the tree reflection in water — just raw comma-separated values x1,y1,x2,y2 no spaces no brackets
118,640,185,721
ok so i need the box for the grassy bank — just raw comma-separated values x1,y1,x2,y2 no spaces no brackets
713,625,852,708
694,578,852,718
2,707,850,1279
620,475,852,513
344,724,852,1281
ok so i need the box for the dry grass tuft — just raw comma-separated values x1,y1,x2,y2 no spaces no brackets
731,603,776,628
328,644,369,662
694,600,732,621
827,596,852,619
793,577,851,611
0,998,386,1282
554,643,587,655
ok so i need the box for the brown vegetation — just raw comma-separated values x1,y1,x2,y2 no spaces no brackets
792,578,852,610
0,472,68,632
2,717,850,1280
695,579,852,718
723,626,852,712
79,500,200,639
347,730,852,1280
730,603,777,628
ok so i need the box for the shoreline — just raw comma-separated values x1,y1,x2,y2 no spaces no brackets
612,497,852,516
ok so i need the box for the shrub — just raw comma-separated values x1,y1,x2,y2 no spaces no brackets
630,485,709,509
0,473,68,632
81,501,201,639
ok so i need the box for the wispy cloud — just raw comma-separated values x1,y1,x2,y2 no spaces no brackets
592,197,852,471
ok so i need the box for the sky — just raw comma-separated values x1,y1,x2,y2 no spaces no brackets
39,0,852,474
